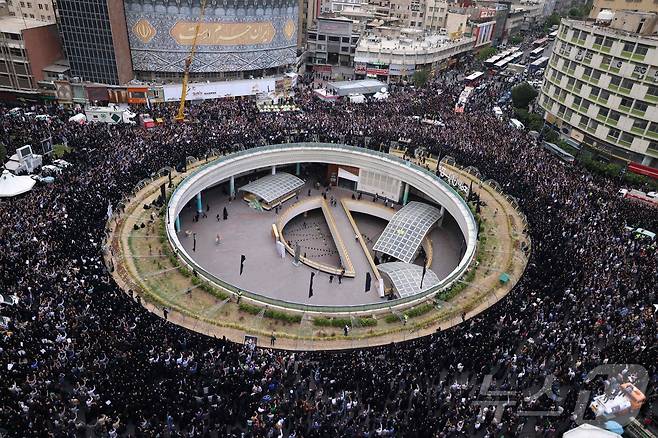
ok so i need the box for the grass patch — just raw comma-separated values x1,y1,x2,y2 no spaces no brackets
313,316,377,327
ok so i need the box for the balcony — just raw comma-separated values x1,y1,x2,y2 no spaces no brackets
620,50,633,59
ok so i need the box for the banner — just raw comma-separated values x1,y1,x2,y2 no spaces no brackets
162,77,278,102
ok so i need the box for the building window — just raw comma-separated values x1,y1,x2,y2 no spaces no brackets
583,50,592,63
633,119,648,131
619,133,633,145
634,100,648,113
635,44,649,56
620,97,633,109
647,85,658,99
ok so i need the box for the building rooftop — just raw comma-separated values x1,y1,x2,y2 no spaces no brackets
0,16,50,34
563,18,658,42
326,79,387,96
378,262,441,297
373,201,443,264
239,172,305,204
357,32,474,53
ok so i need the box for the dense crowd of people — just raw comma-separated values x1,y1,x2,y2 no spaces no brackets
0,64,656,437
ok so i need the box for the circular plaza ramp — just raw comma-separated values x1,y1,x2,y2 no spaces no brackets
111,143,530,349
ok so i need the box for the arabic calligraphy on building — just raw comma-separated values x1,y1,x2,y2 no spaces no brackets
170,21,276,46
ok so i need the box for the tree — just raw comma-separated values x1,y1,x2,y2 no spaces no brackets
514,107,530,124
476,46,496,61
528,113,544,132
544,129,559,143
511,82,539,109
509,34,523,45
568,7,583,18
546,13,560,27
413,70,430,87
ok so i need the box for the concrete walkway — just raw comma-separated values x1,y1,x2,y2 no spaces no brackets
176,182,462,306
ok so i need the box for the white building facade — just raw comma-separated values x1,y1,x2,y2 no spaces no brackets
538,18,658,167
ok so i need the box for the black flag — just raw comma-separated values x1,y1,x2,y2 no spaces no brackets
240,255,246,275
308,272,315,298
467,181,473,202
365,272,372,292
420,263,427,289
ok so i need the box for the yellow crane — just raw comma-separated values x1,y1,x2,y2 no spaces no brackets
175,0,208,122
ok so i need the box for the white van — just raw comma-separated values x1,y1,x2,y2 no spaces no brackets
509,118,524,130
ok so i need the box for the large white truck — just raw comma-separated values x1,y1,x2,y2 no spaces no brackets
84,104,136,125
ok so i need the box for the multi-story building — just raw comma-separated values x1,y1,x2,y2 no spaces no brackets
538,15,658,167
0,15,63,90
354,31,475,81
306,16,360,75
588,0,656,18
504,1,545,35
424,0,449,31
56,0,132,85
57,0,299,86
3,0,55,22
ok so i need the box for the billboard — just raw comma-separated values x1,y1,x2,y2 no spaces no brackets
162,77,279,102
125,0,298,73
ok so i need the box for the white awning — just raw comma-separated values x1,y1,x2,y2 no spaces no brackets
0,170,36,198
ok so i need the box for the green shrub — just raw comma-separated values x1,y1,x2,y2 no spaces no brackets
238,303,302,323
384,302,439,323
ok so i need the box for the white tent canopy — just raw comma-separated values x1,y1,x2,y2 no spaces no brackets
563,424,620,438
0,169,36,197
69,113,87,124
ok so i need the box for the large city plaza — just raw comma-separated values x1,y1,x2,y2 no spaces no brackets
1,51,657,438
111,143,528,348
